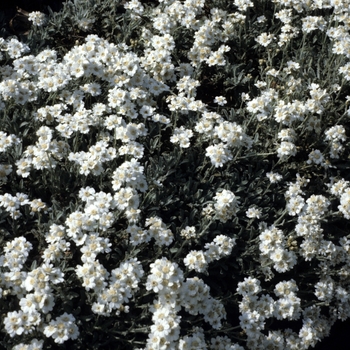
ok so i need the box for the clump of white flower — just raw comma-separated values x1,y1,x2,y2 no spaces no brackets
307,149,325,165
68,140,116,176
277,141,297,159
180,277,227,329
144,258,183,348
4,310,41,338
17,126,70,174
0,131,21,153
77,17,95,31
0,192,30,219
178,328,207,349
256,32,275,47
112,158,148,192
206,143,233,167
274,280,302,320
2,237,32,272
204,235,236,263
180,226,197,240
12,338,44,350
259,225,297,273
76,260,109,293
170,126,194,148
214,95,227,105
328,178,349,197
266,171,283,183
0,163,12,182
4,38,30,59
325,125,346,159
28,11,47,26
145,216,174,246
213,189,240,222
43,313,79,344
246,206,262,219
183,234,236,273
183,250,208,273
338,188,350,219
92,258,144,316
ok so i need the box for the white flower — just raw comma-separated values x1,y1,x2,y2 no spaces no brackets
205,143,233,167
277,141,297,158
256,33,275,47
246,206,262,219
44,313,79,343
307,149,324,165
180,226,197,239
286,195,305,216
266,172,282,183
170,126,193,148
237,277,261,296
214,95,227,105
28,11,47,26
184,250,208,273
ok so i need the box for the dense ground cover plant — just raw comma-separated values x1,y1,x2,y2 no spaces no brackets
1,0,350,348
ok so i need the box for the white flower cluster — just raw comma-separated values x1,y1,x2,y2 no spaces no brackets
184,235,236,273
91,258,144,316
289,180,331,262
338,186,350,220
143,257,227,348
266,171,283,183
285,175,308,216
256,32,275,47
178,328,207,349
12,338,44,350
179,329,245,350
16,126,70,176
302,16,327,34
274,280,301,320
145,258,183,348
196,113,252,167
213,189,240,222
277,141,297,159
2,237,32,273
115,185,140,215
246,88,278,122
43,313,79,344
246,206,262,219
4,310,41,338
28,11,47,26
112,158,148,193
0,131,20,153
259,225,297,273
180,225,196,240
205,142,233,167
325,125,346,159
209,335,245,350
236,276,328,349
180,276,227,329
76,260,109,292
307,149,325,166
68,140,116,176
308,83,330,115
1,237,66,339
77,17,95,31
0,38,30,59
144,216,174,246
314,276,335,303
170,126,194,148
273,99,306,126
0,193,46,219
